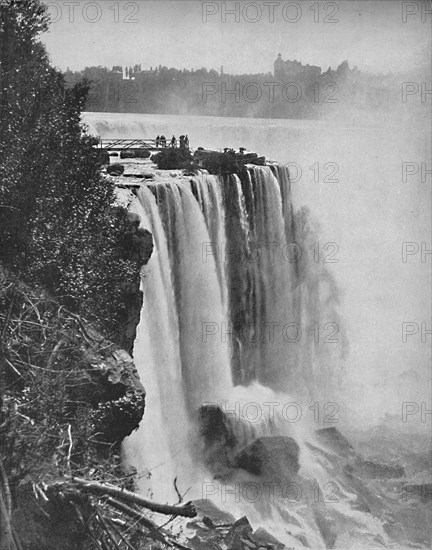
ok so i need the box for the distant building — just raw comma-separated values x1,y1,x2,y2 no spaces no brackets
274,53,321,80
111,66,123,80
110,64,153,81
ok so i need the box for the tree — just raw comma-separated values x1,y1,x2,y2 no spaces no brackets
0,0,145,341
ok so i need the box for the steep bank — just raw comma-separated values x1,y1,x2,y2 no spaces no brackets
0,217,152,550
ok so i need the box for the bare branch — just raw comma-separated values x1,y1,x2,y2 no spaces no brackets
51,477,197,518
106,497,194,550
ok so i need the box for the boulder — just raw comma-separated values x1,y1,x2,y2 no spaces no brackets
186,506,286,550
107,163,124,176
150,152,162,163
350,457,405,479
224,516,253,550
120,150,136,159
198,404,238,473
234,436,300,479
133,148,151,159
253,528,285,549
192,499,236,524
315,427,356,459
123,213,154,265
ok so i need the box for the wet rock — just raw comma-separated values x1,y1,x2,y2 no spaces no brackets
116,214,153,353
198,404,277,477
193,499,236,524
224,517,286,550
313,506,337,549
198,404,238,473
234,436,300,479
315,427,356,459
187,501,286,549
120,150,136,159
253,527,286,549
133,148,151,159
224,516,253,550
107,163,125,176
350,457,405,479
79,328,145,444
150,152,162,163
123,212,153,265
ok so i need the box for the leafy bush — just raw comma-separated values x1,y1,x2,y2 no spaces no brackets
153,146,194,170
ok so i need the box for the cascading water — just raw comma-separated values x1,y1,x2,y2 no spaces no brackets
83,110,430,548
122,165,357,546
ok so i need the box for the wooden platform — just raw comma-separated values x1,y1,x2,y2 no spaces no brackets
100,138,157,150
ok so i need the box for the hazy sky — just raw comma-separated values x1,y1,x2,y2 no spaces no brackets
40,0,431,75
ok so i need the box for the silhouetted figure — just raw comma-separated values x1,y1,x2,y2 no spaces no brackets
160,135,166,147
179,135,185,148
185,135,189,148
170,135,176,148
156,135,160,147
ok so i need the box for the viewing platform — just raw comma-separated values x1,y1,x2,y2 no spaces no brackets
99,138,191,151
99,138,158,150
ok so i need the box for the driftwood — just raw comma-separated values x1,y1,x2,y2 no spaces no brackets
0,463,19,550
106,497,193,550
51,477,197,518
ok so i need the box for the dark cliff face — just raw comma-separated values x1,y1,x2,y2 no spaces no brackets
0,218,153,550
117,213,154,356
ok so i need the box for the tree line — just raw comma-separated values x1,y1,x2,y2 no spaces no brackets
64,63,403,119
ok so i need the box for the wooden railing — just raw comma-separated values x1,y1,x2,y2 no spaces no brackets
99,138,190,150
99,138,157,150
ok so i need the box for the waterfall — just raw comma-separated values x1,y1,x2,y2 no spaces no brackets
123,165,344,505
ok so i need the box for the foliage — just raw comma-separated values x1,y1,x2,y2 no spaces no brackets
152,147,194,170
0,3,196,548
198,150,244,175
0,274,142,484
0,0,143,341
0,272,154,549
64,60,402,119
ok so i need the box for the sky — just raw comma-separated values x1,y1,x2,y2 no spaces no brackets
40,0,431,75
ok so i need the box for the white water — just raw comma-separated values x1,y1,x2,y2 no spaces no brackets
83,111,431,421
83,112,431,547
123,166,347,546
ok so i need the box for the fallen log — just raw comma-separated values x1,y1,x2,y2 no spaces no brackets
50,477,197,518
106,497,193,550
